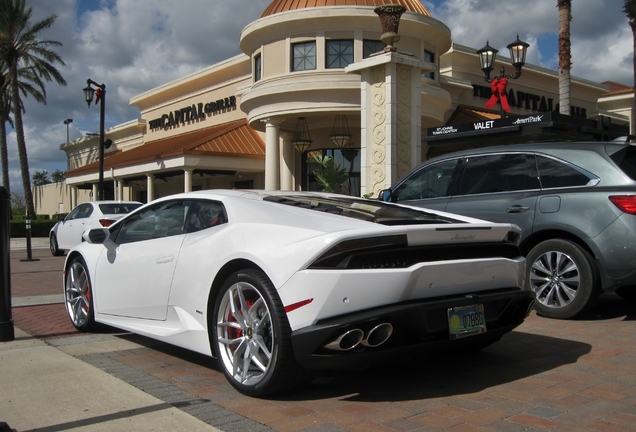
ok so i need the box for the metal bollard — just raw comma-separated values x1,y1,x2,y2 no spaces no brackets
0,186,15,342
19,217,39,263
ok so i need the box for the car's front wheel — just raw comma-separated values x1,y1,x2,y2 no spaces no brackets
212,269,305,397
526,239,599,319
50,233,64,256
64,256,97,331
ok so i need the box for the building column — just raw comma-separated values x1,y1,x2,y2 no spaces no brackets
92,184,98,201
115,180,123,201
263,118,282,190
280,132,294,190
346,52,429,197
70,186,77,209
184,169,193,193
146,174,155,203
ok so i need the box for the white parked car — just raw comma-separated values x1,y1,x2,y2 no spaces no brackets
50,201,142,256
63,190,534,396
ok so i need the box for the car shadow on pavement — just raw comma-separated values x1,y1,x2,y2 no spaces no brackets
280,330,591,402
575,293,636,321
115,327,589,403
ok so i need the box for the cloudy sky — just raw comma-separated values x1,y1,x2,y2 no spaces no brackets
2,0,632,195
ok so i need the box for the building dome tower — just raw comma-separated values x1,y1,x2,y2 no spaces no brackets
239,0,452,191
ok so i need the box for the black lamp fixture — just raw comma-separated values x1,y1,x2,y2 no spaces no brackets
330,115,352,148
83,79,107,200
476,35,529,117
291,117,312,153
476,35,529,82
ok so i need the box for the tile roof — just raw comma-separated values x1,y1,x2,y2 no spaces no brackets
602,81,634,95
65,119,265,179
260,0,431,17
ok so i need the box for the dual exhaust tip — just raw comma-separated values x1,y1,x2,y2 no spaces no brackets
324,323,393,351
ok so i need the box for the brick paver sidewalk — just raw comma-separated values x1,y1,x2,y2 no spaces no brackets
7,245,636,431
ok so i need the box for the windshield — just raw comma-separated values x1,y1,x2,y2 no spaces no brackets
264,195,460,225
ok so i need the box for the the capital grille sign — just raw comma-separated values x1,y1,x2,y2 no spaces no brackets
149,96,237,131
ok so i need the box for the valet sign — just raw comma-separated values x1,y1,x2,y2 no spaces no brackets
427,113,549,137
149,95,237,131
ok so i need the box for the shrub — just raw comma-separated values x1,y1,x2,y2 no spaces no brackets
10,219,57,238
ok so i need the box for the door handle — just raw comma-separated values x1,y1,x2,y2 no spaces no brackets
156,255,174,264
506,205,530,213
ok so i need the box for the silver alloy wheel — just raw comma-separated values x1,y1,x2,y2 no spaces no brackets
216,281,273,387
65,260,92,327
50,234,63,256
529,250,580,309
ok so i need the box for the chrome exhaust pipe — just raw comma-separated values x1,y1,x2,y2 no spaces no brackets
361,323,393,347
324,329,364,351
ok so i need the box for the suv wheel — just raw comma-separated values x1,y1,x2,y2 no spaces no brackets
526,239,599,319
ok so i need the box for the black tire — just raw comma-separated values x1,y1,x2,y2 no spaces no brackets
212,268,306,397
50,233,64,256
616,287,636,302
64,256,97,331
526,239,599,319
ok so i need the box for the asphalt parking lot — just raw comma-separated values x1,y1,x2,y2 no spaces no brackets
3,242,636,431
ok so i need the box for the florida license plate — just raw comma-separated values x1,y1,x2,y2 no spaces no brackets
448,304,487,339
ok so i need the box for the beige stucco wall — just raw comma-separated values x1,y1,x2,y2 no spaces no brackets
33,182,96,217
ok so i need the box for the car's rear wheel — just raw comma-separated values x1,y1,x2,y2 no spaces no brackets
50,233,64,256
526,239,599,319
64,256,97,331
212,268,305,397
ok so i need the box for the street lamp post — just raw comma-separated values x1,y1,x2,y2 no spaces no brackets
63,118,72,144
476,35,530,118
82,79,106,200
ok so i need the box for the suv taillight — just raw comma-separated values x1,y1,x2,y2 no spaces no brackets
609,196,636,215
99,219,115,227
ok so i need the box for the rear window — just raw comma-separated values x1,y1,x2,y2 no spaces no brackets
609,145,636,181
264,195,461,225
98,203,142,215
536,156,595,188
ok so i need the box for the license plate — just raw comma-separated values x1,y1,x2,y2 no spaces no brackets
448,304,487,339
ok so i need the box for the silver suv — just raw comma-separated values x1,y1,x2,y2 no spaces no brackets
381,141,636,319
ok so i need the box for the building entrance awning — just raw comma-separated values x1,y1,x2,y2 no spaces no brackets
425,110,630,157
64,119,265,180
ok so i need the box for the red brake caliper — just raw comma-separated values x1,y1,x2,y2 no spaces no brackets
226,295,254,353
83,282,90,312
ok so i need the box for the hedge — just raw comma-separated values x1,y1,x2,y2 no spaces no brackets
12,214,50,221
10,219,57,238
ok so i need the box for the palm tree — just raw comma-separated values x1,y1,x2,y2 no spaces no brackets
0,64,44,196
0,70,10,192
557,0,572,116
0,0,66,218
625,0,636,138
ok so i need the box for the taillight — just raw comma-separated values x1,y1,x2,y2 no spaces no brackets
99,219,115,227
609,195,636,215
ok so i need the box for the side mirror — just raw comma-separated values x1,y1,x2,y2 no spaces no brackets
379,189,393,203
84,228,110,244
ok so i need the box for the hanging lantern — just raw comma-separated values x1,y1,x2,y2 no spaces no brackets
330,115,351,148
291,117,312,153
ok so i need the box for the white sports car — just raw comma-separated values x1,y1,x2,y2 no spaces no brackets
63,190,534,396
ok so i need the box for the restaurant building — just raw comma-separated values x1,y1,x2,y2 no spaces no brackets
35,0,633,216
